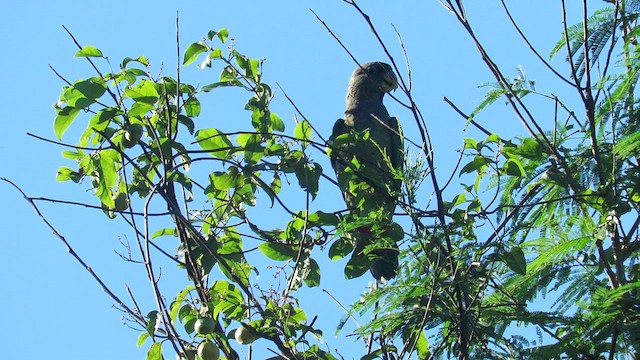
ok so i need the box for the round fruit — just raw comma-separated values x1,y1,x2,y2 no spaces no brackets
113,192,129,211
125,124,143,142
122,124,143,148
197,341,220,360
234,324,258,345
194,317,215,335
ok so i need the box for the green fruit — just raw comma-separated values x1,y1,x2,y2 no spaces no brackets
121,136,137,148
194,317,215,335
197,342,220,360
234,324,258,345
122,124,143,148
125,124,143,142
113,192,129,211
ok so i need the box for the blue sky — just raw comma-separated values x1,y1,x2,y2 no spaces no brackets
0,1,605,359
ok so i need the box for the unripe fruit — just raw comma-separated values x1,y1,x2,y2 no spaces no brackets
122,124,143,148
194,317,215,335
125,124,143,142
197,341,220,360
113,192,128,211
234,324,258,345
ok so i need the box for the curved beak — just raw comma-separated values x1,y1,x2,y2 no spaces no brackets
382,71,399,93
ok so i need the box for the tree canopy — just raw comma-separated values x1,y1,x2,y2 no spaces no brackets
5,1,640,359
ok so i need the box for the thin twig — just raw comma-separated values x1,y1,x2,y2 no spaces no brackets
500,0,575,87
2,177,145,325
443,96,492,136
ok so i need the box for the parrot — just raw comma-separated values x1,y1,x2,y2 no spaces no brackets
328,62,404,281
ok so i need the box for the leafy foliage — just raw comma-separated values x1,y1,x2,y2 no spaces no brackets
23,1,640,360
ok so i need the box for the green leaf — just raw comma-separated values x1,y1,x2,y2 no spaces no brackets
217,28,229,43
145,342,162,360
56,166,82,183
98,149,119,189
303,258,321,287
201,80,242,92
503,158,525,177
345,252,370,279
184,96,201,117
210,169,241,190
485,133,500,143
416,331,430,359
170,286,194,322
128,102,154,118
167,171,193,192
196,128,234,159
270,174,282,194
615,132,640,158
151,228,176,239
54,106,80,139
504,246,527,275
294,119,312,144
513,137,543,160
183,41,208,66
237,133,265,164
270,111,285,132
220,65,238,82
75,45,103,58
177,114,195,134
136,332,149,347
459,155,492,175
210,280,246,320
463,137,478,150
236,55,260,78
179,303,196,324
329,238,353,260
62,149,85,160
259,242,296,260
251,108,267,132
209,48,222,59
125,80,159,104
294,162,321,198
62,77,107,108
307,211,339,226
90,107,120,125
145,310,159,336
121,55,149,68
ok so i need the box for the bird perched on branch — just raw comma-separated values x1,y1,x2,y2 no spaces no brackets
328,62,404,281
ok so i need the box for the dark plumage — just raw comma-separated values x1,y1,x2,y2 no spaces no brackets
329,62,404,281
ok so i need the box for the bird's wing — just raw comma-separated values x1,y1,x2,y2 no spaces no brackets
388,117,404,171
388,116,404,196
328,118,350,172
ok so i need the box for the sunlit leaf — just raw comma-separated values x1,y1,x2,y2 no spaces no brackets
75,45,103,58
295,119,312,145
125,80,159,104
145,342,162,360
183,41,208,66
184,96,201,117
259,242,296,261
136,332,149,347
196,128,234,159
303,258,320,287
217,28,229,43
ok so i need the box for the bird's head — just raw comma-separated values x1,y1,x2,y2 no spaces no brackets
348,62,398,100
